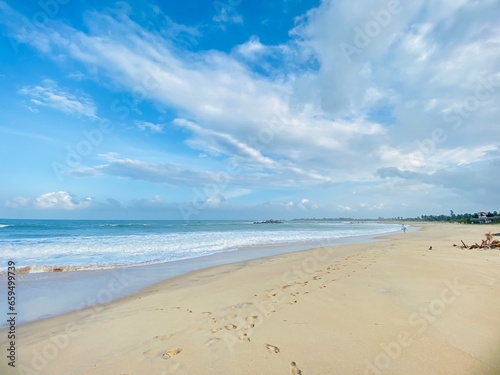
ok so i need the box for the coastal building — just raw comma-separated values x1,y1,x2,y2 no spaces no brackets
478,216,492,224
474,212,495,224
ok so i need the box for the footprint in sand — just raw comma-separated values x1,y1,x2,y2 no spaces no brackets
246,315,259,322
156,333,173,341
211,327,222,333
240,333,251,342
290,361,302,375
162,347,182,360
266,344,280,353
205,338,220,347
225,323,237,330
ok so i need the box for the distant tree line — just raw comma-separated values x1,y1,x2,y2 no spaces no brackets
392,210,500,224
293,210,500,224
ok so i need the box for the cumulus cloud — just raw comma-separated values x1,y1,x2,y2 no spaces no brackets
34,192,93,210
6,192,93,210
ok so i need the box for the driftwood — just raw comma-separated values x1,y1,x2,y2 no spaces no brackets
485,232,493,244
457,233,500,250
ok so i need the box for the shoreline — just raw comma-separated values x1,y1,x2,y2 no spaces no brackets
0,220,403,275
2,223,500,374
1,225,406,327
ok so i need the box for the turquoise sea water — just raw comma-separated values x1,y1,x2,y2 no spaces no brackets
0,219,402,273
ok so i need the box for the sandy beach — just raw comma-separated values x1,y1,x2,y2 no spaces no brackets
2,223,500,375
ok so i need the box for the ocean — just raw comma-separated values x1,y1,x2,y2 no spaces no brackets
0,219,402,273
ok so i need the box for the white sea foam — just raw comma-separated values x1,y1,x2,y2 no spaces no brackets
0,223,401,273
0,224,10,228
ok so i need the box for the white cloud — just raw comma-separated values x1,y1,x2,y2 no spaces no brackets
401,23,436,62
174,118,277,168
5,196,30,208
205,194,225,208
213,2,243,25
34,191,93,210
70,153,225,186
69,152,331,189
337,205,353,212
135,121,165,133
234,36,266,58
18,79,98,119
376,144,499,173
279,198,319,211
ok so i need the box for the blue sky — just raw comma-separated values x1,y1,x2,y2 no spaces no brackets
0,0,499,220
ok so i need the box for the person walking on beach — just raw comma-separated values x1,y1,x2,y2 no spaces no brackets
401,224,407,233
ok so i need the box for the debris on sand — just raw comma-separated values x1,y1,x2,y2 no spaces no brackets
455,232,500,250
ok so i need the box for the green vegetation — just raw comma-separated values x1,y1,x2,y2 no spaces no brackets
292,210,500,224
418,211,500,224
379,210,500,224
